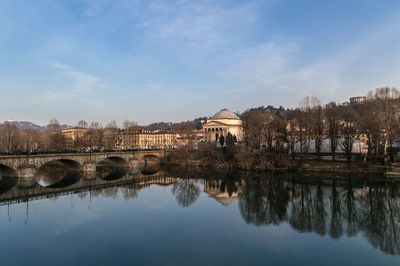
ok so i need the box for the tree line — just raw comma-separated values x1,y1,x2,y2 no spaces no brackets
0,119,139,154
238,87,400,166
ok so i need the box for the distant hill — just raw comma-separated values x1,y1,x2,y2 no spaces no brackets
0,121,70,132
240,105,288,118
0,121,46,132
145,117,207,131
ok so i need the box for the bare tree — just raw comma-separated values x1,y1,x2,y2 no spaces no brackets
370,87,400,158
0,121,21,153
337,106,360,164
47,118,61,132
312,102,324,159
178,122,196,153
261,112,288,166
104,121,119,150
85,121,104,150
77,120,88,128
325,102,339,161
122,119,138,130
339,122,356,164
288,109,309,160
358,100,380,162
43,118,66,151
299,96,320,158
23,130,40,153
122,119,139,148
241,108,269,150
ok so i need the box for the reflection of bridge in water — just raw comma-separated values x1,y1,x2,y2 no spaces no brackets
0,170,176,206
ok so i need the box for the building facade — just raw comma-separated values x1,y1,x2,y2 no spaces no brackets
350,96,367,105
61,127,87,148
203,108,243,142
119,130,178,149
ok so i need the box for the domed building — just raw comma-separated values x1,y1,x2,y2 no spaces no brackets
203,108,243,142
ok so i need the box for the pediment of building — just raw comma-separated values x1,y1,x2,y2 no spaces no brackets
203,120,230,127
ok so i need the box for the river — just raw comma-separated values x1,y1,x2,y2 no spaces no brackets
0,167,399,265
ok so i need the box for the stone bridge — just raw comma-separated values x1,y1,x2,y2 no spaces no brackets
0,150,165,180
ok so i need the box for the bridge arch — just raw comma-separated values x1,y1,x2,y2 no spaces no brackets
36,159,83,188
103,156,129,166
0,164,18,194
143,155,160,166
96,156,129,181
58,159,82,170
141,164,161,175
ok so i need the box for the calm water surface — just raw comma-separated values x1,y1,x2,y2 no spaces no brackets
0,168,399,266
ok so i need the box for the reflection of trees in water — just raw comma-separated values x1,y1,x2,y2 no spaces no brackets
82,184,139,201
90,186,119,199
220,173,240,198
239,175,289,226
78,191,87,199
171,179,200,207
329,181,343,239
344,180,361,237
361,183,400,255
237,176,400,255
312,183,327,235
121,185,139,200
290,181,313,233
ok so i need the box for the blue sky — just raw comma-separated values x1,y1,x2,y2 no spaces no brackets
1,0,400,126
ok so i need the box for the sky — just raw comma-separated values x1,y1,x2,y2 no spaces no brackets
1,0,400,126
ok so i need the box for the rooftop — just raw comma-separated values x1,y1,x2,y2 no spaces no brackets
212,108,240,120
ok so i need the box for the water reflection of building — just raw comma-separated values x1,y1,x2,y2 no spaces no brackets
203,179,241,206
128,177,178,190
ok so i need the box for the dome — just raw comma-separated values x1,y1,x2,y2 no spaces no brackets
212,108,239,119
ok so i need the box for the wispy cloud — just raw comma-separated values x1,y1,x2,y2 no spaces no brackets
142,1,263,49
220,40,299,97
143,1,261,48
84,0,265,49
44,62,102,99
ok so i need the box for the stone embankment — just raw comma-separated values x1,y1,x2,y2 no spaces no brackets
162,155,400,179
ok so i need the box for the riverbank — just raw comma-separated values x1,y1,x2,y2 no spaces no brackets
162,151,400,178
